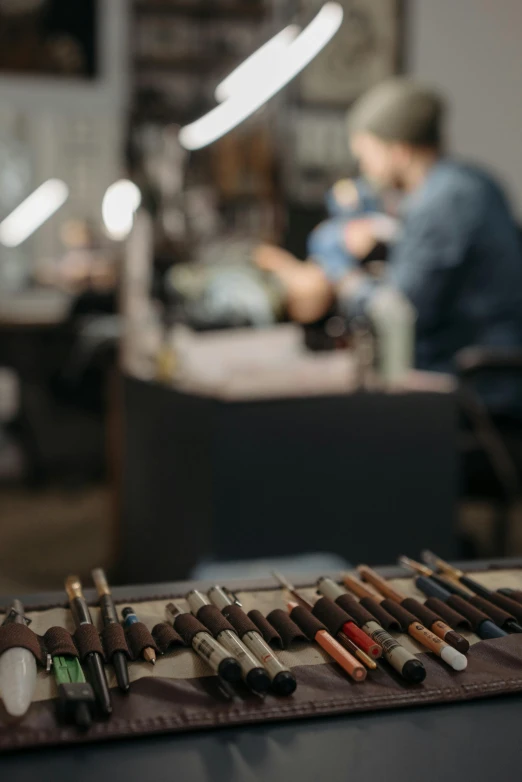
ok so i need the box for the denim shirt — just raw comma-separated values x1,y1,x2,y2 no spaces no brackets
343,160,522,415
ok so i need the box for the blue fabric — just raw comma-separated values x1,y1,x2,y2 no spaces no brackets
307,218,359,281
310,179,384,281
346,160,522,415
325,177,382,218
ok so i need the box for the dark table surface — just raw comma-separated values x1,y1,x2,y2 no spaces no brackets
2,559,522,781
2,695,522,782
120,377,458,583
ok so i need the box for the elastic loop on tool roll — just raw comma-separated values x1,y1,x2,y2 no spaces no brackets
266,609,308,648
506,590,522,605
380,599,417,632
43,627,79,659
74,625,105,662
197,605,235,638
401,598,444,629
335,595,375,627
359,597,402,632
101,624,131,661
446,595,489,630
312,597,353,636
223,605,259,638
248,610,283,648
484,592,522,623
0,624,47,666
173,614,209,647
424,598,472,631
152,622,185,653
125,622,160,660
289,606,327,642
468,596,514,627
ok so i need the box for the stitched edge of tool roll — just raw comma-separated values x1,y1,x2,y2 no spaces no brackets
469,596,515,627
446,595,490,629
359,597,402,632
424,598,472,630
247,610,283,648
74,625,105,661
312,597,354,635
42,627,79,659
0,624,47,666
266,609,308,648
125,622,160,660
196,605,236,638
222,605,259,638
101,624,131,661
380,599,418,631
401,598,447,629
152,622,185,653
4,636,522,754
289,606,327,641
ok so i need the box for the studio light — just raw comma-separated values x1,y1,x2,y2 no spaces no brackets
0,179,69,248
179,3,343,151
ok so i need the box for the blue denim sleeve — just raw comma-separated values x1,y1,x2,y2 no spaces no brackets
307,218,358,282
340,183,484,327
386,190,482,330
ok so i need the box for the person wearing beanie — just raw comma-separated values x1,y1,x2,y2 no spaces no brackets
256,77,522,416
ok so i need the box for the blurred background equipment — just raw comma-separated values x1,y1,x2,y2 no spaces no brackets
0,0,97,79
2,0,522,597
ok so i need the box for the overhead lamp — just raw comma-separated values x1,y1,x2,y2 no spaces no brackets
0,179,69,248
102,179,142,241
179,2,344,151
215,25,300,103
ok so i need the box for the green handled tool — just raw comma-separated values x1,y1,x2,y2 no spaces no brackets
53,656,95,729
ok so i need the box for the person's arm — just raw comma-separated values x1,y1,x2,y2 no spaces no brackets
254,244,334,323
338,185,484,329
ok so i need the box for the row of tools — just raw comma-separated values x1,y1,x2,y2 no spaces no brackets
1,551,521,729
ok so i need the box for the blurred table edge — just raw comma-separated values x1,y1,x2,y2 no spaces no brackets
2,557,520,610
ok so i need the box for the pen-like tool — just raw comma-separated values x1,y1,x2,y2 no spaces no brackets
65,575,112,716
92,568,130,692
356,565,469,653
272,572,369,679
187,590,270,694
166,602,241,687
399,557,508,640
121,607,156,664
54,655,95,729
421,550,522,631
317,577,426,683
273,571,380,662
345,570,467,671
0,600,37,717
208,585,297,695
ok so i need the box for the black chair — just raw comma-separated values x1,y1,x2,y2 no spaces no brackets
456,346,522,555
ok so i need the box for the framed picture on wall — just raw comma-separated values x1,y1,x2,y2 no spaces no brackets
0,0,98,79
298,0,404,106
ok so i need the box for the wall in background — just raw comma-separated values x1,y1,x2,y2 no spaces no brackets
409,0,522,214
0,1,129,266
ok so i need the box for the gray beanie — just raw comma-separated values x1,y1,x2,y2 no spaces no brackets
347,78,446,147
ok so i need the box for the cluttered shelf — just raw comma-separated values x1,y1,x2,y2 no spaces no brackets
133,55,235,73
133,1,268,20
